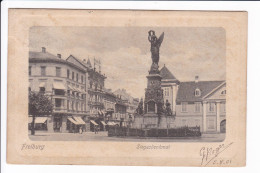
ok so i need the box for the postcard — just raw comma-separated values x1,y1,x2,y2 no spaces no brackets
7,9,247,166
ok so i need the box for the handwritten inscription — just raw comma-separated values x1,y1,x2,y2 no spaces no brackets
212,158,232,166
200,142,233,166
21,143,45,151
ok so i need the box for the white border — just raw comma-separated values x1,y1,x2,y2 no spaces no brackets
1,1,260,173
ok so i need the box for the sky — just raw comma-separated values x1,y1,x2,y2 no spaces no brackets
29,27,226,99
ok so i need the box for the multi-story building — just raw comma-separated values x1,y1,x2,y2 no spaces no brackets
159,65,226,133
113,89,139,115
160,65,180,115
176,79,226,133
103,89,117,118
29,47,87,133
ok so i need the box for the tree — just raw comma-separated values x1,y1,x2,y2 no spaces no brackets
29,92,53,135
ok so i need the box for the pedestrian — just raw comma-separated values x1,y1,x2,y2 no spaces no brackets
94,125,97,134
79,126,83,134
96,126,99,134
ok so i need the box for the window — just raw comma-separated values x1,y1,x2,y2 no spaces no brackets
221,90,226,95
81,76,84,83
209,103,215,112
39,87,45,93
29,66,32,76
55,99,62,108
56,67,61,77
72,72,74,80
90,81,93,89
181,102,188,112
164,88,169,96
67,69,70,78
28,87,31,92
76,73,78,82
41,66,46,76
195,88,201,97
195,102,201,112
54,89,65,96
72,101,74,110
67,100,69,110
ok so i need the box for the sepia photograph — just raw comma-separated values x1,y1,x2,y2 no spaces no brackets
28,27,226,142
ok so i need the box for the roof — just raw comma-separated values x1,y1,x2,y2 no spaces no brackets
29,51,86,72
176,81,225,102
29,51,60,60
160,65,179,83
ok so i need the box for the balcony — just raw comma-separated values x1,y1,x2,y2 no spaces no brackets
88,101,104,107
67,109,87,115
53,107,67,113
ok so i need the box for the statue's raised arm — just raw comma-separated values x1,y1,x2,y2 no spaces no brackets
148,30,164,66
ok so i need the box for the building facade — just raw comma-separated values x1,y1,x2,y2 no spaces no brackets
29,47,87,133
159,65,226,133
113,89,139,115
160,65,180,115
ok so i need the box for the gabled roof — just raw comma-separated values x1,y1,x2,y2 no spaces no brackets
176,80,225,102
66,55,88,70
160,65,179,83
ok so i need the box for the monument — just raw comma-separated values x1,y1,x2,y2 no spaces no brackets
133,30,175,129
144,30,164,116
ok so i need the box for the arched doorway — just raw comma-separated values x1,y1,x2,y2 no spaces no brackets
220,119,226,133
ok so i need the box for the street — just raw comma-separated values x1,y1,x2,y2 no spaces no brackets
29,131,226,142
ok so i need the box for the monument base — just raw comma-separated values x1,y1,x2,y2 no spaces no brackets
132,115,176,129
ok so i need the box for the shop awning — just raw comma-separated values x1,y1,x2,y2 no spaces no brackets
90,120,98,126
73,116,85,125
107,122,116,126
67,85,74,91
101,121,107,126
39,82,46,87
35,117,48,123
28,117,47,124
53,82,66,90
68,117,79,125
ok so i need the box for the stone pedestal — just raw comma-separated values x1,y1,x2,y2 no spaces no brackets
144,68,164,118
132,115,176,129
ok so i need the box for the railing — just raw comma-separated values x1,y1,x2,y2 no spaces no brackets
108,126,201,137
54,107,67,113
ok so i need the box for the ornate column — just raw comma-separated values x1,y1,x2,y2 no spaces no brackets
202,101,207,132
216,101,221,133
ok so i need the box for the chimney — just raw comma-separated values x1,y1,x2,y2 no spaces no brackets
195,76,199,83
42,47,46,53
57,54,61,58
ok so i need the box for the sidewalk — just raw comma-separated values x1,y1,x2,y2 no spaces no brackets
29,130,225,142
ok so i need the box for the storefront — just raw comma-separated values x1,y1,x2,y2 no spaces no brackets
28,116,48,131
66,115,86,133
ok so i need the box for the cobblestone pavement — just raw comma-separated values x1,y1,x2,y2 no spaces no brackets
29,131,225,142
